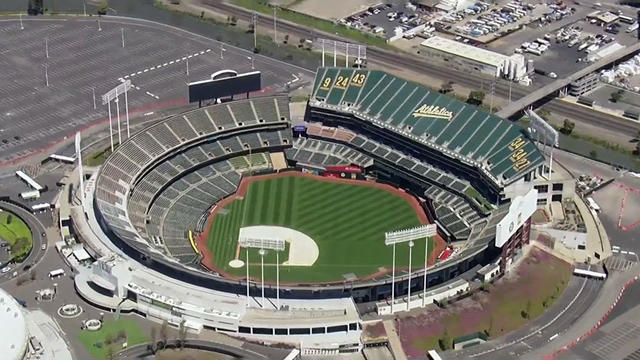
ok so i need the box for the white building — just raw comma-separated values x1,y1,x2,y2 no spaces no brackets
0,288,28,360
420,36,528,81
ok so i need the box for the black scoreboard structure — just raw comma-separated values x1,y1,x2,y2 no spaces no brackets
188,70,262,106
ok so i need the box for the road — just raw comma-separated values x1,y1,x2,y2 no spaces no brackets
205,1,640,137
202,1,532,100
442,276,604,360
544,99,640,135
0,201,48,283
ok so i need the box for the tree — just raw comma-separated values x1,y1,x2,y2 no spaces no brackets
248,22,255,33
177,320,188,349
610,89,624,103
283,34,289,44
97,1,108,15
160,320,169,346
150,327,157,353
6,214,12,224
106,345,115,360
589,150,598,159
635,142,640,156
439,328,452,350
467,90,485,106
439,81,454,94
200,11,204,19
560,119,575,135
230,16,238,26
29,270,36,281
485,316,494,337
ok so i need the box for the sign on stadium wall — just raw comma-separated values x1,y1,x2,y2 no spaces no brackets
495,188,538,248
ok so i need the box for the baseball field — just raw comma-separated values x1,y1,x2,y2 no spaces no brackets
202,172,437,284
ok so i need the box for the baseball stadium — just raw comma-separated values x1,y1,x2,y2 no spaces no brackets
93,67,545,302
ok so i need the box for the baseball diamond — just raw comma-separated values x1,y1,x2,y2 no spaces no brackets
200,172,437,284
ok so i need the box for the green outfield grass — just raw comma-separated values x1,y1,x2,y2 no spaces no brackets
0,210,33,262
206,175,434,283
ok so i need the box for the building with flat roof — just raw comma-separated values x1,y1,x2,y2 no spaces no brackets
0,288,28,360
420,36,527,81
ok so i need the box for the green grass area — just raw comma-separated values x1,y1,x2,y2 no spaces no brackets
230,0,392,49
85,144,118,167
78,319,149,360
207,175,432,283
0,210,33,262
405,248,571,352
464,187,493,212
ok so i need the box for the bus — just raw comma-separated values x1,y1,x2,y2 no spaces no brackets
427,350,443,360
283,349,301,360
48,268,65,278
573,268,606,279
586,197,600,212
619,15,635,24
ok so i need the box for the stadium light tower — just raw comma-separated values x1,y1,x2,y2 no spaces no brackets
385,224,436,314
102,80,133,150
239,236,285,309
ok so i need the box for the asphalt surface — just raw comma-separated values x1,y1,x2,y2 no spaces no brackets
0,201,48,283
207,1,640,145
442,276,604,360
0,16,311,165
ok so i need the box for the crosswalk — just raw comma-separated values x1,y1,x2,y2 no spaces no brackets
605,256,636,272
605,255,636,272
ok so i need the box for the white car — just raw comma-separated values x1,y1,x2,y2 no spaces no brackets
1,267,10,274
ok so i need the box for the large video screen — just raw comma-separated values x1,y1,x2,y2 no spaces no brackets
188,71,261,103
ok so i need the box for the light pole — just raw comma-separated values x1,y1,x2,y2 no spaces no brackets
220,44,225,59
43,64,49,87
108,97,113,152
83,0,87,16
124,84,130,139
121,28,125,48
333,40,337,67
91,87,96,110
273,6,278,46
276,250,280,310
45,37,49,59
407,240,414,311
259,248,266,307
19,13,23,30
391,242,396,313
345,43,349,67
246,247,250,308
186,56,189,77
253,13,257,50
98,18,102,32
115,89,121,145
322,40,325,67
423,236,429,307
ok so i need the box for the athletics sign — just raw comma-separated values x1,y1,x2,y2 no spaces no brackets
412,105,453,120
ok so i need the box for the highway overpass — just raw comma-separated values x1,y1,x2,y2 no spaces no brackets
497,42,640,118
